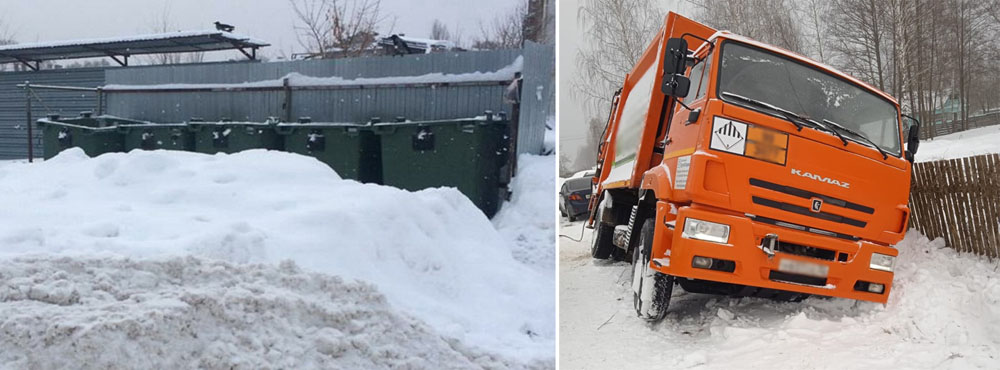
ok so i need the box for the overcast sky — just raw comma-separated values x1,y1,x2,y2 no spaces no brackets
1,0,519,60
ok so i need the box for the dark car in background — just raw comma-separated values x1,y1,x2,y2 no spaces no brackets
559,176,593,221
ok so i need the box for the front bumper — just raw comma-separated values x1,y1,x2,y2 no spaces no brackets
650,203,897,303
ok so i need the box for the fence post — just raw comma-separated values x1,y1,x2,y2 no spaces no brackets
283,77,292,123
25,82,33,163
96,87,104,116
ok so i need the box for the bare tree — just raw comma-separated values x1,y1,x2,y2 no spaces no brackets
573,0,663,118
431,19,451,41
290,0,393,58
0,19,16,72
689,0,803,52
145,4,183,65
429,19,465,47
472,1,527,50
797,0,830,63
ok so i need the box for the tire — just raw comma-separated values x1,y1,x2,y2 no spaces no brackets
590,197,615,259
631,218,673,322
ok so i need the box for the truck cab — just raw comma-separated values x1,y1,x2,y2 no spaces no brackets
588,12,921,321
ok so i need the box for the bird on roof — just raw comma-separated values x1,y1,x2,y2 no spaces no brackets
389,35,412,56
214,21,235,32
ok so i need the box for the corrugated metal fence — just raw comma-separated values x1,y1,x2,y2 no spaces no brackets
908,153,1000,258
104,48,550,154
1,45,554,159
520,41,555,154
0,68,105,159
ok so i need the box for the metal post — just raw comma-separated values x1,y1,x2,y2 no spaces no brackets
25,82,33,163
283,77,293,123
96,87,104,115
508,77,523,181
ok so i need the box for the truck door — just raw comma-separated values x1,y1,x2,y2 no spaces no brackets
661,49,714,162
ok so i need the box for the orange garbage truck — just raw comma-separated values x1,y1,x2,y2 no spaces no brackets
587,12,922,321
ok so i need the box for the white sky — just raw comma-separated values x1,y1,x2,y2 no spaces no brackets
558,0,693,168
1,0,519,60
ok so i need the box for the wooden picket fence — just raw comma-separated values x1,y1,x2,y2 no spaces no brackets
908,153,1000,258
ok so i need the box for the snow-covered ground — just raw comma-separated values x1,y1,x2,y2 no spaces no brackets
917,125,1000,162
0,149,554,368
559,221,1000,369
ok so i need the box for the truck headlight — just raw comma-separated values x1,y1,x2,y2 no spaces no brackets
682,218,730,244
870,253,895,272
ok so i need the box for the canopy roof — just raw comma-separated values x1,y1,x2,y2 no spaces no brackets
0,30,269,70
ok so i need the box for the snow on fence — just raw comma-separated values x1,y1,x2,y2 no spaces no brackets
908,153,1000,258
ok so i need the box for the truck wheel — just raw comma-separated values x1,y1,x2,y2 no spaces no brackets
590,197,615,259
631,218,672,322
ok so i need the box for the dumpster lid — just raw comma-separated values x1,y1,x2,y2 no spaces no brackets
37,114,150,129
275,122,369,128
371,115,508,127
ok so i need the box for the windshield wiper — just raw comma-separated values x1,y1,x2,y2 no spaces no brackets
721,92,853,146
721,92,804,131
822,119,889,159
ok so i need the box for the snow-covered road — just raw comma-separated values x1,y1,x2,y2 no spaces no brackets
559,221,1000,370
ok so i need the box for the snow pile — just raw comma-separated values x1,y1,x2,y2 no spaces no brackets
0,256,505,369
103,57,523,91
493,154,556,272
917,124,1000,162
0,148,553,365
543,116,555,155
560,223,1000,369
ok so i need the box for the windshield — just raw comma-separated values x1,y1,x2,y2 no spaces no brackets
718,41,901,156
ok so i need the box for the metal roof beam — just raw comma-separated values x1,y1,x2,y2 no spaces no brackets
106,54,128,67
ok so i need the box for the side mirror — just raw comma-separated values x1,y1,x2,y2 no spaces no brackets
662,75,690,97
902,114,920,162
663,38,688,76
661,37,691,97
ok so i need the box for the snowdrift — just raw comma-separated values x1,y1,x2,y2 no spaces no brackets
917,124,1000,162
0,256,511,369
0,148,553,364
560,223,1000,370
493,154,556,272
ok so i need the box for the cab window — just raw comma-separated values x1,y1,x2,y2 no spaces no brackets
683,54,713,103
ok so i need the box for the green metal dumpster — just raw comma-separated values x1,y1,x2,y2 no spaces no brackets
277,122,382,183
375,115,511,217
35,113,127,159
119,123,194,152
189,121,283,154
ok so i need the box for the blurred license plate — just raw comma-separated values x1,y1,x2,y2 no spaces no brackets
778,259,829,278
585,194,591,199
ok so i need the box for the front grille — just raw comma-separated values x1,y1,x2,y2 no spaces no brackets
769,270,827,286
749,178,874,214
749,214,860,241
777,241,837,261
752,196,867,228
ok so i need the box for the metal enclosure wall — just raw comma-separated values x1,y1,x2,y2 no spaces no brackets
0,46,554,159
0,68,106,159
104,48,552,154
104,51,519,124
520,41,556,154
